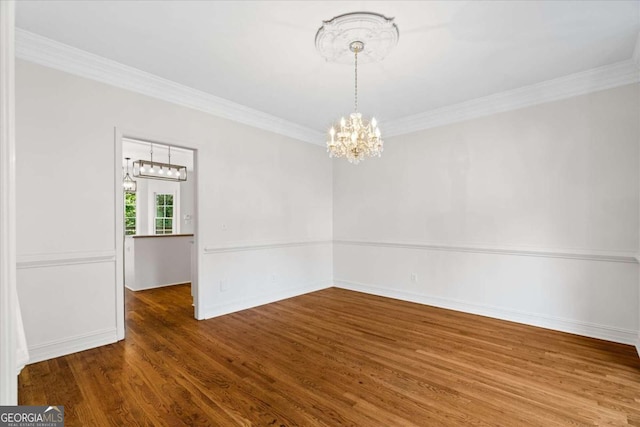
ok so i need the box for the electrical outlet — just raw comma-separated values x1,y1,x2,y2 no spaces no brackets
219,279,229,291
410,273,418,283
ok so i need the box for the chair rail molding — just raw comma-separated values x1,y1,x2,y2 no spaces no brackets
16,249,117,269
204,239,332,254
334,239,639,264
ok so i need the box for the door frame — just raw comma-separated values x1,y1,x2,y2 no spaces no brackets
0,0,17,405
114,128,200,340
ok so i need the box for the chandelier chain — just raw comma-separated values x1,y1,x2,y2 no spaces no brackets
354,48,358,112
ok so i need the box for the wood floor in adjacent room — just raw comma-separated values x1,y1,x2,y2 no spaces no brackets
19,285,640,426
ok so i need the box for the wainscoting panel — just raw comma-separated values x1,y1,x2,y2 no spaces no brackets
334,242,639,345
200,241,332,319
16,253,118,363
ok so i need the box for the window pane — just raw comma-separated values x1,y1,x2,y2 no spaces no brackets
165,195,173,205
156,194,164,205
166,206,173,218
155,219,163,233
156,206,164,217
164,219,172,230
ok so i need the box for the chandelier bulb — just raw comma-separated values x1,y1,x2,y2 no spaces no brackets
371,117,377,128
159,168,164,174
340,117,346,127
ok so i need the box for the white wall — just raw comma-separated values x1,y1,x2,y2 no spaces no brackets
125,235,192,291
15,59,333,363
334,84,640,345
180,172,195,234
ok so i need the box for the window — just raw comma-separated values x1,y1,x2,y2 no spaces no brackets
155,194,174,234
124,192,137,235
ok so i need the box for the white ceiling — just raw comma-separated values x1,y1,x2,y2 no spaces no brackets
16,1,640,132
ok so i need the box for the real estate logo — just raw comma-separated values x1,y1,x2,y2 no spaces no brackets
0,406,64,427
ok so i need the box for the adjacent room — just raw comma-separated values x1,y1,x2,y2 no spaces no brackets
0,1,639,425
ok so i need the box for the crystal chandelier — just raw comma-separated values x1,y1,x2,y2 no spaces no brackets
316,11,398,163
326,41,383,164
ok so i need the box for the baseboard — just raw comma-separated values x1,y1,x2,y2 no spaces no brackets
334,280,638,346
27,328,118,364
125,281,190,292
201,280,333,319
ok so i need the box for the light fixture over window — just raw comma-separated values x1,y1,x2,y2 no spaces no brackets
123,157,137,193
316,12,399,164
133,144,187,182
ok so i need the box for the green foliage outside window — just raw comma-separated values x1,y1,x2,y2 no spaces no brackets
125,192,136,235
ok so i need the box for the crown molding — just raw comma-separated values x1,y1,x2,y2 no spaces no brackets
383,58,640,138
15,29,640,144
15,29,324,146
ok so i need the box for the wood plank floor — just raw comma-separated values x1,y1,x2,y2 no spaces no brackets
19,285,640,426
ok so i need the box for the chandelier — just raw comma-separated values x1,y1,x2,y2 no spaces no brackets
123,157,137,193
327,41,382,164
316,12,399,164
133,144,187,182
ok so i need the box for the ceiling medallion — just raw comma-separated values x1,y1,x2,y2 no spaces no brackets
315,12,399,64
316,12,398,164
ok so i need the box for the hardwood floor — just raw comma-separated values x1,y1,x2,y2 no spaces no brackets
19,285,640,426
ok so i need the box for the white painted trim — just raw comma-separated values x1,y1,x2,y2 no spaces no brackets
125,281,190,292
16,250,116,269
334,240,638,264
116,128,203,323
15,29,324,146
632,32,640,68
15,28,640,144
334,280,638,345
383,59,640,137
114,128,125,340
636,337,640,358
27,328,118,364
202,279,332,319
0,0,18,404
204,239,332,254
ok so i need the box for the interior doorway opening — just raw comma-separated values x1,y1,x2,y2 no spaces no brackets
115,132,199,340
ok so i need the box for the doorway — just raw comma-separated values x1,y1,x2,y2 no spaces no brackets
114,131,199,340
